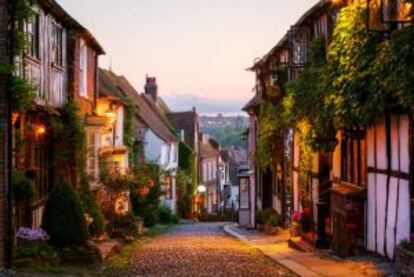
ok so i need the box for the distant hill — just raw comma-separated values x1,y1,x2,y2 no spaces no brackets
200,115,248,149
163,93,247,115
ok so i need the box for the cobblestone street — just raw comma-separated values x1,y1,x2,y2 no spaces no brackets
125,222,293,277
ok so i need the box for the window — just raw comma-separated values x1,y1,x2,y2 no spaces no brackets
27,14,40,59
203,163,207,182
165,176,172,199
87,133,96,181
79,39,88,97
52,23,63,67
208,162,212,180
240,178,249,209
341,131,367,186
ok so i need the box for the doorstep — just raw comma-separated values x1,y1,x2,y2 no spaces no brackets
89,239,124,261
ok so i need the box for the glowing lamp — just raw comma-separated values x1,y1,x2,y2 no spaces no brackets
197,185,206,193
35,125,46,136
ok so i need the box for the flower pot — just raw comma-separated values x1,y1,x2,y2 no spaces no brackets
268,226,280,235
395,246,414,276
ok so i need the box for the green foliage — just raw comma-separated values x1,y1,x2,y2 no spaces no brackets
259,208,281,226
401,240,414,252
7,0,37,113
324,2,384,129
158,206,173,224
12,170,34,203
260,1,414,157
142,205,159,227
170,214,180,224
42,182,88,246
79,177,105,236
108,213,138,238
268,213,281,227
177,142,195,218
176,169,193,218
15,242,57,260
9,76,37,113
124,100,136,149
257,210,265,225
49,102,87,178
201,116,248,149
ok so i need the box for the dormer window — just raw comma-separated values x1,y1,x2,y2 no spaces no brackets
79,39,88,97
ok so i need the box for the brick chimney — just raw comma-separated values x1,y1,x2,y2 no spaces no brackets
144,76,158,101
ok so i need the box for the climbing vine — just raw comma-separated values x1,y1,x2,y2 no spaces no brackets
123,99,136,150
257,1,414,198
49,101,87,178
6,0,37,113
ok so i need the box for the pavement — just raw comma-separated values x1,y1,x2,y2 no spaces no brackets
224,223,398,277
126,221,294,276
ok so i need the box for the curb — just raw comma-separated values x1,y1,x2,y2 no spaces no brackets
223,224,320,277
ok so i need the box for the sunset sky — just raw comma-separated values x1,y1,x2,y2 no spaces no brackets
56,0,318,112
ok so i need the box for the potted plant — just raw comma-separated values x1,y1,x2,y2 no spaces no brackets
300,206,313,233
267,213,281,235
291,212,302,237
14,227,59,267
257,210,265,231
395,239,414,276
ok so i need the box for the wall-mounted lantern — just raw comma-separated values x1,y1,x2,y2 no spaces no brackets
367,0,412,32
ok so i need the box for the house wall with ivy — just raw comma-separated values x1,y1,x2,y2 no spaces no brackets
0,0,8,266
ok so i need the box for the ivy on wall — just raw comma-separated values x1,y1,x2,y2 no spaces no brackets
257,1,414,202
177,142,196,217
6,0,37,113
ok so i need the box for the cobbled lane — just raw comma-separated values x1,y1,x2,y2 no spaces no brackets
127,222,292,277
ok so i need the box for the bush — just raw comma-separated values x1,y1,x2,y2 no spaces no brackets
142,205,159,227
171,214,180,224
261,208,281,227
401,240,414,252
79,177,105,236
12,170,34,203
109,213,137,238
268,213,281,227
158,206,173,224
42,182,88,246
257,210,265,225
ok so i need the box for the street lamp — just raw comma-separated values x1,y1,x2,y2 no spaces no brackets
197,184,206,193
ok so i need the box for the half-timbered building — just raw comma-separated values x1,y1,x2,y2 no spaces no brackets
12,0,105,228
247,0,413,259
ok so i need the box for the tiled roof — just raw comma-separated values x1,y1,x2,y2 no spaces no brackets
98,68,129,103
103,71,178,143
200,139,220,159
242,93,262,112
167,110,198,149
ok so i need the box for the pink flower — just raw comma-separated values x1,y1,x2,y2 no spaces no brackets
292,212,302,221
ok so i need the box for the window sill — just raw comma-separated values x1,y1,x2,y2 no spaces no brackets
51,63,65,71
26,55,41,65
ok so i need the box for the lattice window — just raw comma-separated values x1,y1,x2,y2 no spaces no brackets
51,23,63,67
382,0,413,22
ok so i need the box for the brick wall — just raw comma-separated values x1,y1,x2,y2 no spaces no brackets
0,0,9,267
